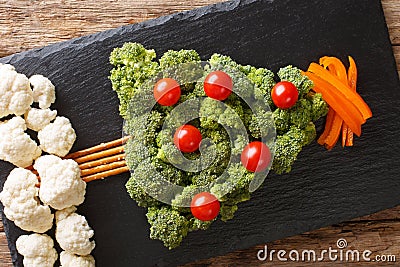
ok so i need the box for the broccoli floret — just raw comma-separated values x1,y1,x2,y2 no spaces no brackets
210,163,252,200
272,124,316,174
156,129,172,148
219,204,238,222
308,93,329,121
156,143,183,165
272,108,290,133
199,98,225,129
171,185,202,212
124,138,152,170
243,65,276,106
302,122,317,146
208,54,253,98
188,217,213,232
201,126,229,144
146,206,189,249
124,111,163,146
218,107,243,129
209,53,240,70
192,171,218,186
159,49,201,69
248,109,275,139
289,98,313,129
277,65,313,97
109,43,160,117
160,49,202,91
153,160,186,186
126,169,160,208
231,134,247,155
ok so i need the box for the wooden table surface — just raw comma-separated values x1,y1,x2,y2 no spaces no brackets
0,0,399,266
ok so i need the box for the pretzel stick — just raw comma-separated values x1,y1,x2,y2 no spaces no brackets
82,166,130,182
64,136,130,159
79,154,125,170
81,160,127,177
74,146,124,164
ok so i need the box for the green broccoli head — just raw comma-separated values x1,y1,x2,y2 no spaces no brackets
272,108,290,133
125,172,160,208
208,53,240,70
289,98,313,129
188,217,213,232
109,43,160,117
199,97,225,129
219,204,238,222
243,65,276,106
277,65,313,97
110,42,157,67
308,92,329,121
272,124,316,174
159,49,201,69
146,206,189,249
210,163,252,201
248,109,275,139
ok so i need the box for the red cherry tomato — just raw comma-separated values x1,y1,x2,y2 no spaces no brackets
271,81,299,109
241,141,271,173
153,78,181,106
203,71,233,101
173,125,202,153
191,192,220,221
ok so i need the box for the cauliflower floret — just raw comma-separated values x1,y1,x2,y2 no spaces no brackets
55,206,95,256
0,64,33,118
29,74,56,109
60,251,95,267
16,233,58,267
38,116,76,157
0,168,53,233
24,108,57,131
0,117,42,167
0,63,15,71
34,155,86,210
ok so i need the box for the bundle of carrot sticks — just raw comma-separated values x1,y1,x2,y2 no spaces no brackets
303,56,372,149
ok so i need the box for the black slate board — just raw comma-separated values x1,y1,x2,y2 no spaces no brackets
1,0,400,266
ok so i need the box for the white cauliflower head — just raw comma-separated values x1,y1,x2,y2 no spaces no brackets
34,155,86,210
0,168,53,233
38,116,76,157
29,74,56,109
0,117,42,167
60,251,95,267
0,64,33,118
56,206,95,256
16,233,58,267
24,107,57,131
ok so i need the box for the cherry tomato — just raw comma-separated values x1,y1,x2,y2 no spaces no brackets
191,192,220,221
241,141,271,173
203,71,233,100
271,81,299,109
153,78,181,106
173,125,202,153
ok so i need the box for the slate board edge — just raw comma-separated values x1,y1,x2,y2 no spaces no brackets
0,0,399,266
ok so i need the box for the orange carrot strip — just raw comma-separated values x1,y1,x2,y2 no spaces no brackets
345,56,358,146
320,57,348,83
303,71,362,136
341,123,349,147
325,114,343,148
320,57,350,147
318,108,335,145
308,63,372,120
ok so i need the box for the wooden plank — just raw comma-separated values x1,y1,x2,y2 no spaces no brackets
0,0,399,266
184,220,400,266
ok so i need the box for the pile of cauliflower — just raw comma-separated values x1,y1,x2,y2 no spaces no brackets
0,63,95,267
